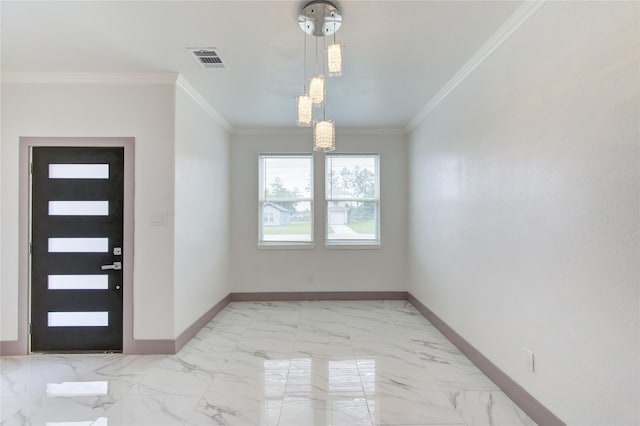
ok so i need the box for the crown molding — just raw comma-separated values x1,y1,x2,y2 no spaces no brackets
406,0,547,132
1,72,179,85
175,75,232,132
1,71,233,132
231,127,407,136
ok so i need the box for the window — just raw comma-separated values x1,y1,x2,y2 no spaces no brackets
325,154,380,244
259,155,313,244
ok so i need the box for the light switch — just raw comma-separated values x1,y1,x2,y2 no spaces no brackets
150,213,168,226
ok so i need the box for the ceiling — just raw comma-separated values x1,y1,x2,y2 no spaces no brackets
1,1,522,129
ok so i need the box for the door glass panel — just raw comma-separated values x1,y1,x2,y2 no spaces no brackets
46,381,109,397
48,238,108,253
48,201,109,216
49,164,109,179
48,275,109,290
47,312,109,327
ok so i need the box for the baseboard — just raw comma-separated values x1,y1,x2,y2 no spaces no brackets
124,293,232,355
230,291,408,301
406,292,565,426
174,293,232,352
124,339,176,355
0,339,28,356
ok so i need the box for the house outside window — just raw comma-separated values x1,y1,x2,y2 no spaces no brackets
259,155,313,244
325,154,380,245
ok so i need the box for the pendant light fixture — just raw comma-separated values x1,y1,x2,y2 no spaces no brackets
296,0,342,152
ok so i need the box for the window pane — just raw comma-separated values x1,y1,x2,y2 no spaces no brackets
47,311,109,327
48,238,109,253
262,201,312,242
327,201,377,240
326,154,380,243
48,275,109,290
326,155,377,200
48,201,109,216
49,164,109,179
260,155,313,244
263,157,312,199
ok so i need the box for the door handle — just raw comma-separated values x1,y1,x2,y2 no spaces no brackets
101,262,122,271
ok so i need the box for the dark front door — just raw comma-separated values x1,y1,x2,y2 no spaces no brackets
31,147,124,352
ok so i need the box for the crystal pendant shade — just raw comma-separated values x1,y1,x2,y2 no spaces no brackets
297,95,312,127
327,43,342,77
309,76,325,105
313,120,335,152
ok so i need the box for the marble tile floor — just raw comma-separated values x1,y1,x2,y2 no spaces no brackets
1,300,536,426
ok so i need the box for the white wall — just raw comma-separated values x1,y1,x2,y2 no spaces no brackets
174,85,230,335
1,82,177,341
408,2,639,424
230,132,407,293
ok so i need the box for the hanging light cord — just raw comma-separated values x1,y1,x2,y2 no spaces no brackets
323,32,326,120
303,17,307,93
333,11,336,45
315,19,319,76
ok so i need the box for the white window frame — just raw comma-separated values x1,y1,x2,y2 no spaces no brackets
258,154,314,248
325,153,380,247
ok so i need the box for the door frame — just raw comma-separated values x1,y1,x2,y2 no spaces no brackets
19,137,135,354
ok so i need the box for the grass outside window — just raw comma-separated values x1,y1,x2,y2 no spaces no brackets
263,221,311,235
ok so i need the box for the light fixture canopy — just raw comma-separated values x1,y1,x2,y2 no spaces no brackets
298,1,342,37
313,120,335,152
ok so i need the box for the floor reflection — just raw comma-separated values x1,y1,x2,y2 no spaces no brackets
46,381,108,397
46,418,108,426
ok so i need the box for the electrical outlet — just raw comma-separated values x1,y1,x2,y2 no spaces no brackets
523,347,535,372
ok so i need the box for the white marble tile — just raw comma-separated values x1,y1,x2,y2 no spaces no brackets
182,326,244,355
91,354,165,378
278,395,372,426
292,343,355,360
186,379,284,426
236,335,295,355
2,396,110,426
330,397,373,426
423,357,501,391
277,398,332,426
0,398,26,425
351,336,420,359
296,322,351,341
0,301,538,426
186,396,282,426
449,390,536,426
366,391,465,425
105,392,202,425
358,362,443,396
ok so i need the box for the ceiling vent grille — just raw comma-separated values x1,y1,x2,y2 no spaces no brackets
188,48,225,70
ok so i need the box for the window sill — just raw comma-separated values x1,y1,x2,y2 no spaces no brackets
257,242,315,250
324,242,382,250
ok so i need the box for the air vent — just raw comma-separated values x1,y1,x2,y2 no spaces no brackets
188,48,225,70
